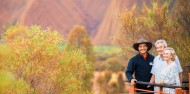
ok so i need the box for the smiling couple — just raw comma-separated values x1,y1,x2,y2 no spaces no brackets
125,38,183,94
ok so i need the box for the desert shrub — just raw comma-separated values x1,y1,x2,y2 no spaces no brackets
0,24,93,94
65,25,94,92
65,25,94,62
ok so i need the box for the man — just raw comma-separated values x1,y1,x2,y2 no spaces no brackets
150,39,183,91
126,38,154,93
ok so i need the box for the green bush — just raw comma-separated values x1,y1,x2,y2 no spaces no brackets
0,71,33,94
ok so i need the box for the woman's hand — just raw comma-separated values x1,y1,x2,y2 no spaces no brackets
156,81,165,84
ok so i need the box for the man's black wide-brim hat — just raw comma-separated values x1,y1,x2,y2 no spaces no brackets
133,38,152,51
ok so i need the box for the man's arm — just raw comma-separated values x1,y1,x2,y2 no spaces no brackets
125,58,135,85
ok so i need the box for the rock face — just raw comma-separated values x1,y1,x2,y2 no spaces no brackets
0,0,147,45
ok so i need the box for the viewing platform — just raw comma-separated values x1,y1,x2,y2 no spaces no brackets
127,64,190,94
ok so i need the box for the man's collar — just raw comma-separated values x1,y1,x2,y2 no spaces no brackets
139,53,149,60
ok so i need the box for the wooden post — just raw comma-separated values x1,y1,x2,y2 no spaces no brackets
157,87,163,94
189,73,190,93
175,88,182,94
183,73,190,94
184,73,190,94
128,85,136,94
183,90,189,94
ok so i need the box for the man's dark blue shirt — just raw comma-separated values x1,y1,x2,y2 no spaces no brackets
126,53,154,90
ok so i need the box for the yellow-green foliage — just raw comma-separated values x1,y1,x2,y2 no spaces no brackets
0,71,15,93
2,24,63,93
2,24,63,70
65,25,94,62
175,0,190,36
57,49,92,94
174,0,190,74
65,25,94,92
0,24,93,94
0,44,13,70
10,78,34,94
0,71,33,94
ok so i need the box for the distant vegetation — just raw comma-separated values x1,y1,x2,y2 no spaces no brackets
94,45,122,55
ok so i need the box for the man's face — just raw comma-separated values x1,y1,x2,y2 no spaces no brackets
156,43,165,55
138,43,148,54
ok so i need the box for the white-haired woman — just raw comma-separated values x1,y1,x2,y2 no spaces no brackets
159,47,180,93
148,39,183,92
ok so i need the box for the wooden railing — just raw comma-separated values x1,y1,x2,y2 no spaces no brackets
127,73,190,94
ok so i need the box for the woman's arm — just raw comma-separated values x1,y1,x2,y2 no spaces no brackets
179,72,182,86
173,63,181,86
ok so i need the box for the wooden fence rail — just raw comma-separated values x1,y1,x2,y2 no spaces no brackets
127,73,189,94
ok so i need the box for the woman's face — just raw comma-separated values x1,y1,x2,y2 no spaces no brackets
163,50,172,61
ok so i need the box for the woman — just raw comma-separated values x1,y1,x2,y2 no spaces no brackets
159,47,180,93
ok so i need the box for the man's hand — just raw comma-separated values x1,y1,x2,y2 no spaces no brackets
130,79,137,85
147,85,151,88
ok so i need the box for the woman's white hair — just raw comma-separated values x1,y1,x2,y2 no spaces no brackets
164,47,176,61
155,39,168,47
